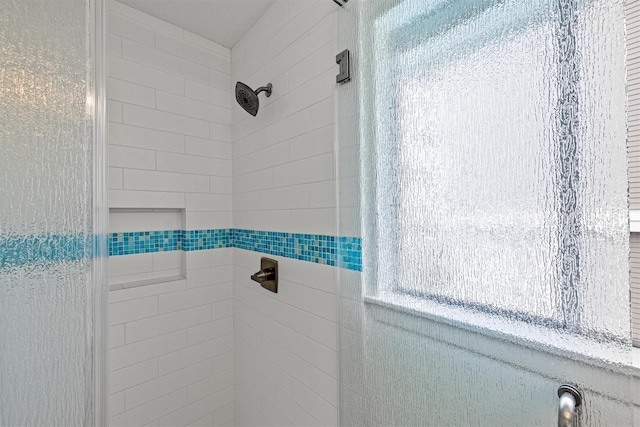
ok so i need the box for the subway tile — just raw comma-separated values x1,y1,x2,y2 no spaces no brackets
109,33,123,57
109,167,123,190
109,12,155,46
185,136,232,159
123,104,210,138
307,12,335,52
210,69,233,91
156,32,230,74
123,38,210,84
158,386,234,427
291,378,337,426
109,330,186,371
187,265,233,289
279,258,337,294
156,152,231,177
126,305,211,344
152,251,182,272
290,307,336,350
277,279,311,310
211,248,233,266
110,210,181,233
233,141,290,177
288,42,334,91
310,366,338,407
186,194,232,212
114,1,184,37
274,387,320,427
110,325,125,349
125,359,212,410
213,350,235,374
260,333,313,388
273,323,336,377
158,334,234,375
158,283,233,313
188,413,214,427
123,169,210,193
185,80,232,109
259,184,310,211
109,77,156,108
110,56,185,95
235,299,276,340
309,180,336,209
272,153,334,187
109,100,123,123
271,70,333,123
209,122,233,142
156,91,231,124
110,295,158,326
232,169,273,194
109,190,186,209
290,208,337,236
186,250,214,270
109,145,156,171
110,392,126,419
110,388,187,427
110,123,185,154
213,300,234,320
289,124,334,162
308,287,337,322
187,317,234,345
184,211,233,230
213,402,235,426
187,368,234,403
110,358,158,393
184,31,230,58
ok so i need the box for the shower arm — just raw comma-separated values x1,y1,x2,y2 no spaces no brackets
254,83,272,98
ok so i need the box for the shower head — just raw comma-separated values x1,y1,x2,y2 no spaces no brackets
235,81,272,117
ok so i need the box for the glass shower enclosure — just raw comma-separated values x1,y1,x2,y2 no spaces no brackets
336,0,635,425
0,0,108,424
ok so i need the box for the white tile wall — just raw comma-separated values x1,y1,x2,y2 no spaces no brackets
107,2,234,426
231,2,338,425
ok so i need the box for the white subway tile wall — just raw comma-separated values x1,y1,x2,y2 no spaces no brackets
232,1,339,426
107,2,234,426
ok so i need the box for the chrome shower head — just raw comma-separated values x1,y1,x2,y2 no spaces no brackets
235,81,272,117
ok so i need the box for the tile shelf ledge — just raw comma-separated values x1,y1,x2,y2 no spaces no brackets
108,275,185,292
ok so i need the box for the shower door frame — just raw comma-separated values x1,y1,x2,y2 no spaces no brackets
92,0,109,424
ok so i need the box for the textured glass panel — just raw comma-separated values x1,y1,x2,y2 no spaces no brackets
367,0,629,347
336,0,634,426
0,0,100,424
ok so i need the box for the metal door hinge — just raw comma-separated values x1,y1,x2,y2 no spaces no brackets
336,49,351,84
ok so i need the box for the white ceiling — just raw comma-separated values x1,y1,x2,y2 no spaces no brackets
116,0,277,48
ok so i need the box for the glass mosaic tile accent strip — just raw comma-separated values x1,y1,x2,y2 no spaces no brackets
183,229,233,251
108,230,183,256
104,228,362,271
234,229,338,266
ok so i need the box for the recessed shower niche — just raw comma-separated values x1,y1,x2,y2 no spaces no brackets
108,208,185,290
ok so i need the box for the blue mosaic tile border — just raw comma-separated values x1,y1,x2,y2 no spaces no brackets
107,228,362,271
183,229,232,251
108,230,183,256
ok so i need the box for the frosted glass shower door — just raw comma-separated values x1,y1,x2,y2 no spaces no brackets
0,0,107,425
336,0,635,425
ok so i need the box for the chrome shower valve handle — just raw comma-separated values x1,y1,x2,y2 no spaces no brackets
557,385,582,427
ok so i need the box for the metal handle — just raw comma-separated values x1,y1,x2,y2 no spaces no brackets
251,267,275,283
558,385,582,427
